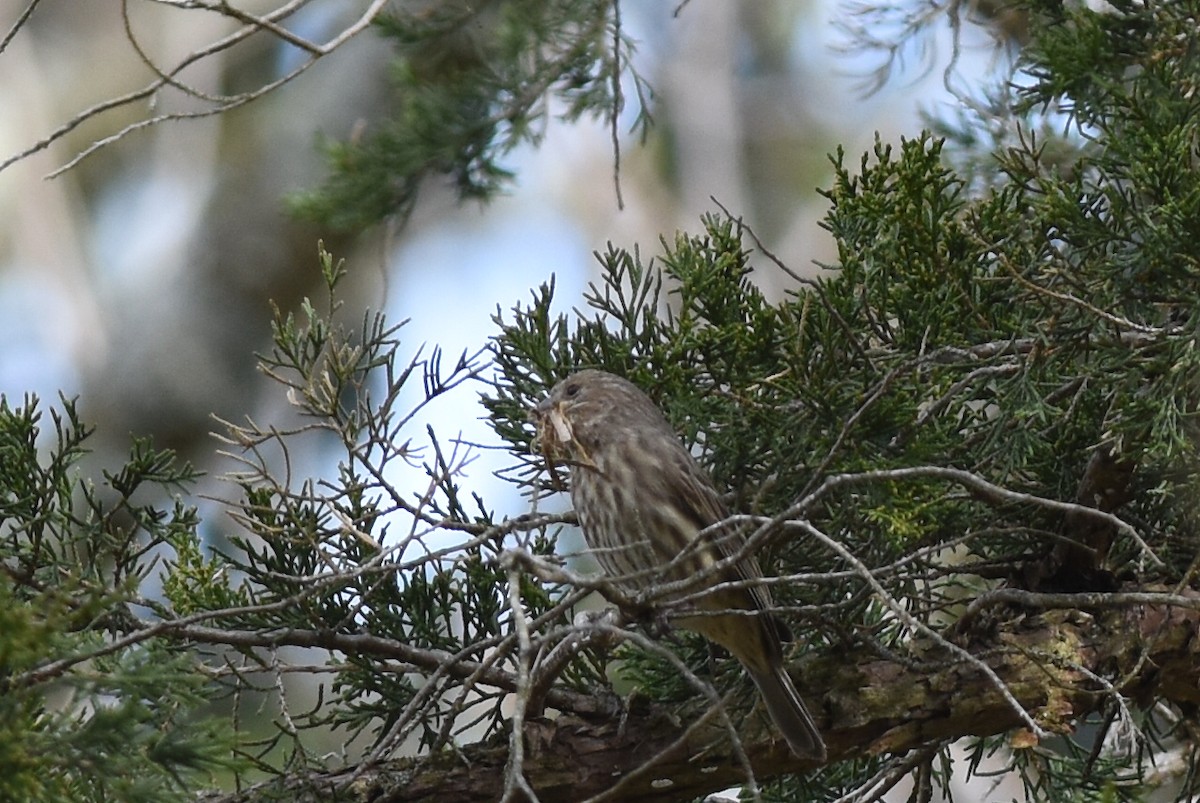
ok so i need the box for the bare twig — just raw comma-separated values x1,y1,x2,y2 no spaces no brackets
0,0,41,55
500,566,542,803
1,0,391,177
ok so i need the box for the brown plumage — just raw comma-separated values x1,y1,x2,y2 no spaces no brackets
533,369,825,760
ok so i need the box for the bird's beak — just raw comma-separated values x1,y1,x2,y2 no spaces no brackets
531,395,573,448
530,394,570,489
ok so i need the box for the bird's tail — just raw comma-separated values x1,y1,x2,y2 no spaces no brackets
748,663,827,760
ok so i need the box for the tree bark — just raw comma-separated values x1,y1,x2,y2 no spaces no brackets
204,590,1200,802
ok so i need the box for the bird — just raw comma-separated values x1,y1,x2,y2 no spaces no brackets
532,369,826,760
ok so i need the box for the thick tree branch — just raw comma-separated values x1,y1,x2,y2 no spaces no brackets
203,592,1200,802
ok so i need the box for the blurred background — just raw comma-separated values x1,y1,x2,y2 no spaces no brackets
0,0,1008,458
0,0,1017,795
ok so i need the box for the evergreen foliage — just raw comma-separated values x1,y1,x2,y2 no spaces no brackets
0,397,238,802
5,0,1200,801
290,0,650,229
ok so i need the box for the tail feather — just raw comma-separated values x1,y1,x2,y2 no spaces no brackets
749,664,827,760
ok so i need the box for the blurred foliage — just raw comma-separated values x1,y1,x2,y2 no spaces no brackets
291,0,650,229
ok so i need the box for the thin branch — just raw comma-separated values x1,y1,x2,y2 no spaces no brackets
794,517,1051,741
609,0,625,210
500,567,541,803
960,587,1200,623
834,743,945,803
986,234,1162,335
1,0,391,178
0,0,40,55
803,466,1162,567
575,624,762,803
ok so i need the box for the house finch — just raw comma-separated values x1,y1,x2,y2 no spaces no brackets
533,369,826,760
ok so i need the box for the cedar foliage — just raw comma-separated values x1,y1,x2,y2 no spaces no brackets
4,1,1200,801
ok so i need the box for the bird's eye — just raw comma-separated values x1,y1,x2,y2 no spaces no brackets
564,383,580,398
